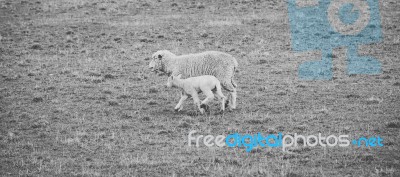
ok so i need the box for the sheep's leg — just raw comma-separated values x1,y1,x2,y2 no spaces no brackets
214,83,226,112
214,88,226,111
174,92,188,112
191,91,204,114
221,81,237,110
230,89,237,109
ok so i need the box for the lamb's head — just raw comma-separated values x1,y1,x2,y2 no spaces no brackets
166,74,182,88
149,50,176,73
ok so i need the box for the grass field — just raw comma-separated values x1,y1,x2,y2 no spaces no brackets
0,0,399,176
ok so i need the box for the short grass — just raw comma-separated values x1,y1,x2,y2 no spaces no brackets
0,0,399,176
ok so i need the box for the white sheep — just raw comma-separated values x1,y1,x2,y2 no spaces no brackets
149,50,238,109
166,74,226,114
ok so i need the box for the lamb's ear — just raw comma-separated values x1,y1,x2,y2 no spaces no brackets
176,74,182,79
158,54,162,59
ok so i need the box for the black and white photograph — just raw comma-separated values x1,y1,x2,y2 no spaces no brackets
0,0,399,176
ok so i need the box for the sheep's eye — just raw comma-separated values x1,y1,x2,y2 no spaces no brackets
158,54,162,59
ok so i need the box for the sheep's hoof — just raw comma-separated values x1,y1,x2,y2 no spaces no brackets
174,108,181,112
200,104,210,112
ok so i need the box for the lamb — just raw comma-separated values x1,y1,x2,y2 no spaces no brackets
166,74,226,114
149,50,238,109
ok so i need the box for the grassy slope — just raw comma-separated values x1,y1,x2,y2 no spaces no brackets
0,0,399,176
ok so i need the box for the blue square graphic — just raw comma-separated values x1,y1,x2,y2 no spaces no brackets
287,0,382,80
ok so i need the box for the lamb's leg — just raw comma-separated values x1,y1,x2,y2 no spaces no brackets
201,90,214,105
200,89,214,113
174,92,188,112
191,92,204,114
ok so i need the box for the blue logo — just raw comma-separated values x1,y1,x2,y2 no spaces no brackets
287,0,382,80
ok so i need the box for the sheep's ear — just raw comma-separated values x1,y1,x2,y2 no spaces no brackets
176,74,182,79
158,54,162,59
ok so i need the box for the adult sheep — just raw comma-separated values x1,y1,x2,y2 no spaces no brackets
149,50,238,109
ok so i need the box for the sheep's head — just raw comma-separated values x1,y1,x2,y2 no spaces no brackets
149,50,176,73
166,74,182,88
